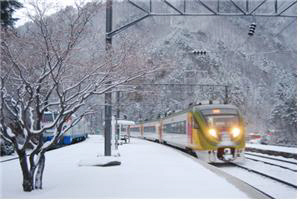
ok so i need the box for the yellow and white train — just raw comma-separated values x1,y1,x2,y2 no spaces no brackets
128,103,245,163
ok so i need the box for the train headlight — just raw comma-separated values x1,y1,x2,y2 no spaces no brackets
208,128,217,138
231,127,241,138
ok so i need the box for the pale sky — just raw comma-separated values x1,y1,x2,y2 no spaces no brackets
14,0,95,27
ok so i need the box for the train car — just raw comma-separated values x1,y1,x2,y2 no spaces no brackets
129,103,245,163
143,120,161,142
42,111,58,142
129,124,142,138
42,112,89,145
63,116,89,144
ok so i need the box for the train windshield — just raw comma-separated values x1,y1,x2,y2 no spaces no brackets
204,115,239,128
199,108,240,128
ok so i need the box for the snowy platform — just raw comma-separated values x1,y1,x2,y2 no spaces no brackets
1,135,268,198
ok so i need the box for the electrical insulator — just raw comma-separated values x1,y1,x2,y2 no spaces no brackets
248,22,256,36
193,50,207,55
192,50,199,54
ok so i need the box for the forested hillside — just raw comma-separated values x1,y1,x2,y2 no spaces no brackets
110,1,297,145
15,1,296,145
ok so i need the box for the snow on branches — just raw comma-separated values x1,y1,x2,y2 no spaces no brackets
0,0,159,192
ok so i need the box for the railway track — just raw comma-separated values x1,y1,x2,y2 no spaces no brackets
132,138,297,198
0,156,20,163
230,162,297,189
212,160,297,198
245,147,297,159
0,144,67,163
245,152,297,165
244,152,297,172
230,153,297,193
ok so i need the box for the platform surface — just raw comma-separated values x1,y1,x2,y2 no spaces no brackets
1,135,266,198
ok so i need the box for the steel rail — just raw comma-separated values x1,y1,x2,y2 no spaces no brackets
0,156,20,163
139,137,276,198
132,137,291,198
245,147,297,159
0,144,66,163
245,157,297,172
244,152,297,165
230,162,297,189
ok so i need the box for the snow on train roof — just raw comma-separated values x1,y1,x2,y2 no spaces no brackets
193,104,238,110
134,104,240,124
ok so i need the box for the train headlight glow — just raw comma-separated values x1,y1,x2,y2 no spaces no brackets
231,127,241,138
208,128,217,138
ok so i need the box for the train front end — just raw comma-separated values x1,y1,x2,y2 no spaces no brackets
191,104,245,163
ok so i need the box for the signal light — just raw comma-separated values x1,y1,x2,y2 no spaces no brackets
193,50,207,55
248,22,256,36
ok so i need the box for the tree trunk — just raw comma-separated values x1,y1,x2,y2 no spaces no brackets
18,150,33,192
34,153,45,189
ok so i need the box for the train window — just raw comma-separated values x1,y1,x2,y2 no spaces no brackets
130,127,140,132
205,115,239,128
144,126,156,133
163,121,186,134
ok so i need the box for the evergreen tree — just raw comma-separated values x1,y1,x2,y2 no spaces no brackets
0,0,23,28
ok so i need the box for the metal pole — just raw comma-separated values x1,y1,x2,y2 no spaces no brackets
104,89,112,156
105,0,113,156
116,91,120,141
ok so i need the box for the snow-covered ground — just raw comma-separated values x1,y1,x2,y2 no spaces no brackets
1,135,266,199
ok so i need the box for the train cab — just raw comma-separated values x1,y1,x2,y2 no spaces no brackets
192,104,245,162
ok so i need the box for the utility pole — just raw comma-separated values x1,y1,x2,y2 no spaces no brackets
116,91,120,142
104,0,112,156
224,85,229,104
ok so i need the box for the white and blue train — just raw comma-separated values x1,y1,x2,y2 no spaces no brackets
42,112,90,145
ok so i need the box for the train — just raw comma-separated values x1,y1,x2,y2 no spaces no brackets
128,102,246,163
42,111,89,144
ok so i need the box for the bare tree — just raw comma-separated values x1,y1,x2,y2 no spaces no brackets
0,1,157,192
